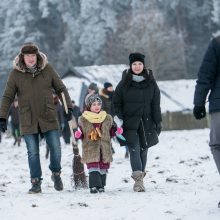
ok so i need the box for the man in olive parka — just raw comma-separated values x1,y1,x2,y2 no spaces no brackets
0,43,73,193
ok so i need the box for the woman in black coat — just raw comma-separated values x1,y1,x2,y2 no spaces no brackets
113,52,162,192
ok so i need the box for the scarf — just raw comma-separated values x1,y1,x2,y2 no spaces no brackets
106,90,113,100
82,110,107,123
132,74,145,82
25,64,39,78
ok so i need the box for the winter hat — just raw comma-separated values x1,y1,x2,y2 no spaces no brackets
85,94,102,109
88,82,98,93
20,42,39,55
129,52,145,66
104,82,113,90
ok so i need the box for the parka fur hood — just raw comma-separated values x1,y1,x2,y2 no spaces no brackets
99,88,109,99
13,52,48,72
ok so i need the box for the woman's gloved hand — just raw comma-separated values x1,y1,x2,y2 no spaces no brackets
114,115,123,128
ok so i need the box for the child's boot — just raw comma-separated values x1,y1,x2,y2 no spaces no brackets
89,171,102,193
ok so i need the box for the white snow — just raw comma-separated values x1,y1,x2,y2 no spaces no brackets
158,79,196,112
0,68,217,219
0,129,220,220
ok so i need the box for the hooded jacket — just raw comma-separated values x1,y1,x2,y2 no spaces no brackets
0,52,72,135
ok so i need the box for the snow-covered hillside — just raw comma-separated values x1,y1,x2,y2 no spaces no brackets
0,129,220,220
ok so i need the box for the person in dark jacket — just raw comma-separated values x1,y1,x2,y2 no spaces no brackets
72,100,82,125
114,52,162,192
82,82,99,111
62,100,79,145
71,100,82,143
99,82,115,116
0,42,73,194
8,98,21,146
193,36,220,208
99,82,116,154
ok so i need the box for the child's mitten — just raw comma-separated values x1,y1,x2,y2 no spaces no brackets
75,130,82,139
117,127,123,134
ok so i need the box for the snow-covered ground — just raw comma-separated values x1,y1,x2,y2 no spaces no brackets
0,129,220,220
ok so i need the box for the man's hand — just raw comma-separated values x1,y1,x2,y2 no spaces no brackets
0,118,7,133
193,106,206,120
64,108,73,121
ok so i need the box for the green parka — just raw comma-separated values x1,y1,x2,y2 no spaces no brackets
0,52,72,135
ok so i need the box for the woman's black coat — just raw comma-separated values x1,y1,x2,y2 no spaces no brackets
113,69,162,147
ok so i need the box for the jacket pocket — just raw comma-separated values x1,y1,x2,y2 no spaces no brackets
145,129,159,147
19,106,31,126
45,103,57,121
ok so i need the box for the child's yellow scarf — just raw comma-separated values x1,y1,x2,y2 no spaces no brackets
82,110,107,123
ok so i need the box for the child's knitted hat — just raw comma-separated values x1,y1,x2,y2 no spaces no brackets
85,94,102,109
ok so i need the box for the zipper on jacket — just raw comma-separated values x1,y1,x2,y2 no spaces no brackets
140,118,148,146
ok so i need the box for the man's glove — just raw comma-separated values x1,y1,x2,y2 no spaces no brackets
193,106,206,120
64,108,73,121
156,123,162,136
0,118,7,133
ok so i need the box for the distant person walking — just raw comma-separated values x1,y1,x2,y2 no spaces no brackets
99,82,115,116
71,100,82,142
114,52,162,192
193,36,220,207
82,82,99,111
72,100,82,126
0,42,72,194
99,82,116,154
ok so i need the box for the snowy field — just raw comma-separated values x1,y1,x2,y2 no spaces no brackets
0,129,220,220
